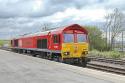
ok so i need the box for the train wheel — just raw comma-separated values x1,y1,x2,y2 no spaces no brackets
79,58,87,67
36,54,40,58
47,52,52,60
43,52,47,59
58,56,65,63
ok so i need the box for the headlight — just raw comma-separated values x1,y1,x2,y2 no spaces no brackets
63,52,70,56
82,51,88,55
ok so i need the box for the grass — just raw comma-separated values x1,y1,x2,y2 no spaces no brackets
0,40,10,47
88,50,125,59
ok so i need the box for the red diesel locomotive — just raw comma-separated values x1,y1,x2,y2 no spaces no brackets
11,24,89,65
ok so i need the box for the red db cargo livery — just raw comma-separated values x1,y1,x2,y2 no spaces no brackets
11,24,89,65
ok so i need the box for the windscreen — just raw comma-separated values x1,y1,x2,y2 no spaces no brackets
77,34,86,42
64,34,74,43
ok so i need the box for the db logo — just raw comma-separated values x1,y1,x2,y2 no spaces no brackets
54,46,58,48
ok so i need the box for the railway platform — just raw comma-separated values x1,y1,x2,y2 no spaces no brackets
0,49,125,83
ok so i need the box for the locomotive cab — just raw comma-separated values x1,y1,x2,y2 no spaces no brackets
61,24,88,63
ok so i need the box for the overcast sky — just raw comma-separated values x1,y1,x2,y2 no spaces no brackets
0,0,125,39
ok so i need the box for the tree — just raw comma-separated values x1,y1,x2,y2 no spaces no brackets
105,8,125,50
85,26,107,51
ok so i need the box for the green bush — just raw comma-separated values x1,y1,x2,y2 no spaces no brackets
0,40,10,47
88,50,124,59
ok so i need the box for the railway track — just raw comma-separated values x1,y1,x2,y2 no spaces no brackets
1,47,125,75
0,47,11,51
87,56,125,75
87,56,125,65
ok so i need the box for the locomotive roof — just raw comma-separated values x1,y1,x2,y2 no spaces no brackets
13,24,88,39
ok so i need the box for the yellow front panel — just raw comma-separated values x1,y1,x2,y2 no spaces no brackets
61,43,88,59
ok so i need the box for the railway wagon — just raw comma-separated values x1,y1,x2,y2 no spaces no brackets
11,24,89,65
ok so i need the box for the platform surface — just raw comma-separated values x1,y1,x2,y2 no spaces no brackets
0,49,125,83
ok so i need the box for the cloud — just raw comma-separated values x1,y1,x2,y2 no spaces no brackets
0,0,124,18
0,0,125,39
0,0,107,18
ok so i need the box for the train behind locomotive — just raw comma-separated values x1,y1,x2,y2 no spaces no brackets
11,24,89,66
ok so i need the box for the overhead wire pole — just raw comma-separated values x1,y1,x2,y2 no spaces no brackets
122,31,124,52
109,25,111,49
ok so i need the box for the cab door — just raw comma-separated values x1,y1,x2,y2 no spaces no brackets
51,34,61,50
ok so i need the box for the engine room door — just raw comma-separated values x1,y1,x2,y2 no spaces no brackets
37,39,47,49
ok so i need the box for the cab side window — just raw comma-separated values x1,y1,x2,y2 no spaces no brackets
53,34,60,43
